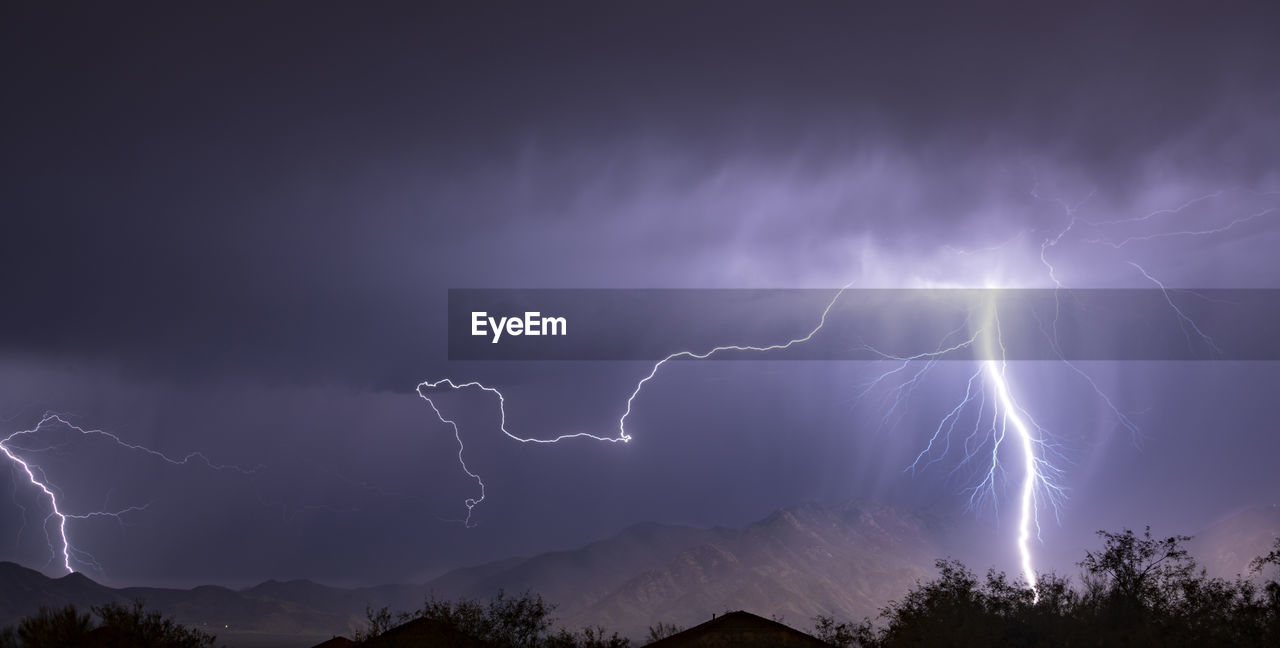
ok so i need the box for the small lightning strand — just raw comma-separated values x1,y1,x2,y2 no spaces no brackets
417,283,855,526
907,365,984,475
944,230,1029,257
2,414,264,475
854,324,982,436
1083,190,1223,226
7,464,29,547
1,414,261,574
1127,261,1223,355
1036,189,1146,445
1092,206,1278,248
615,282,855,440
66,504,155,528
1027,287,1143,445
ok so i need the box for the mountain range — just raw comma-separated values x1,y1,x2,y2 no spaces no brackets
1,501,1275,647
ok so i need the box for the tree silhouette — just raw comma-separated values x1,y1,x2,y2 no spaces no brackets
815,527,1280,647
0,601,214,648
356,589,630,647
7,605,91,647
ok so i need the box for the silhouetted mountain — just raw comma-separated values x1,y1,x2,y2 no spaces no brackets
1191,504,1280,578
37,500,1262,646
240,578,423,621
424,521,734,612
0,562,116,617
0,502,936,645
570,501,938,637
0,561,354,646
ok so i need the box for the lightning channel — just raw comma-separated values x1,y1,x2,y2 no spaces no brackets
1,414,261,574
416,181,1273,600
416,282,854,527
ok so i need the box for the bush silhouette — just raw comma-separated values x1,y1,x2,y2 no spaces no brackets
91,601,216,648
815,527,1280,647
0,601,214,648
645,622,683,643
2,605,92,647
357,589,629,647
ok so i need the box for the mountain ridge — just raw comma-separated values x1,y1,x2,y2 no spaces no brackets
8,500,1268,647
1,501,930,644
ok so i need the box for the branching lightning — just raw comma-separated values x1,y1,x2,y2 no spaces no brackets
417,282,853,526
419,180,1275,599
859,298,1067,594
4,176,1268,591
0,414,262,574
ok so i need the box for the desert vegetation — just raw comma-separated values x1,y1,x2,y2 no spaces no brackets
814,529,1280,647
348,528,1280,646
355,589,630,647
3,528,1277,647
0,600,216,648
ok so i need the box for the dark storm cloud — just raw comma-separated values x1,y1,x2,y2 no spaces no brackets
2,1,1278,390
2,2,1280,586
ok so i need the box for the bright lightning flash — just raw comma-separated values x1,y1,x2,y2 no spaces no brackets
981,302,1044,596
419,184,1270,599
4,178,1262,585
1,414,260,574
417,282,853,526
861,296,1064,598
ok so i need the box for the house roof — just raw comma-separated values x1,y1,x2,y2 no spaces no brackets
645,610,830,648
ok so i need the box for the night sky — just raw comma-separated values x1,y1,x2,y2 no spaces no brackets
2,2,1278,588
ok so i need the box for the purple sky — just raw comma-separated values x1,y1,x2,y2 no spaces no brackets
1,2,1278,588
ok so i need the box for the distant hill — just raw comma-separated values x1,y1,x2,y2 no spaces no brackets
0,564,115,619
570,501,938,637
0,501,943,646
424,521,734,611
0,561,351,646
407,501,940,638
7,501,1276,646
1190,504,1280,579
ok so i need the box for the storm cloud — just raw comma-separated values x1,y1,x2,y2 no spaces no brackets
1,2,1278,586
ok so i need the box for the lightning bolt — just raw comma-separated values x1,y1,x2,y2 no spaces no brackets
419,179,1276,600
985,354,1040,597
980,301,1057,598
423,286,1070,594
860,295,1066,595
417,282,853,526
10,174,1252,589
0,414,262,574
